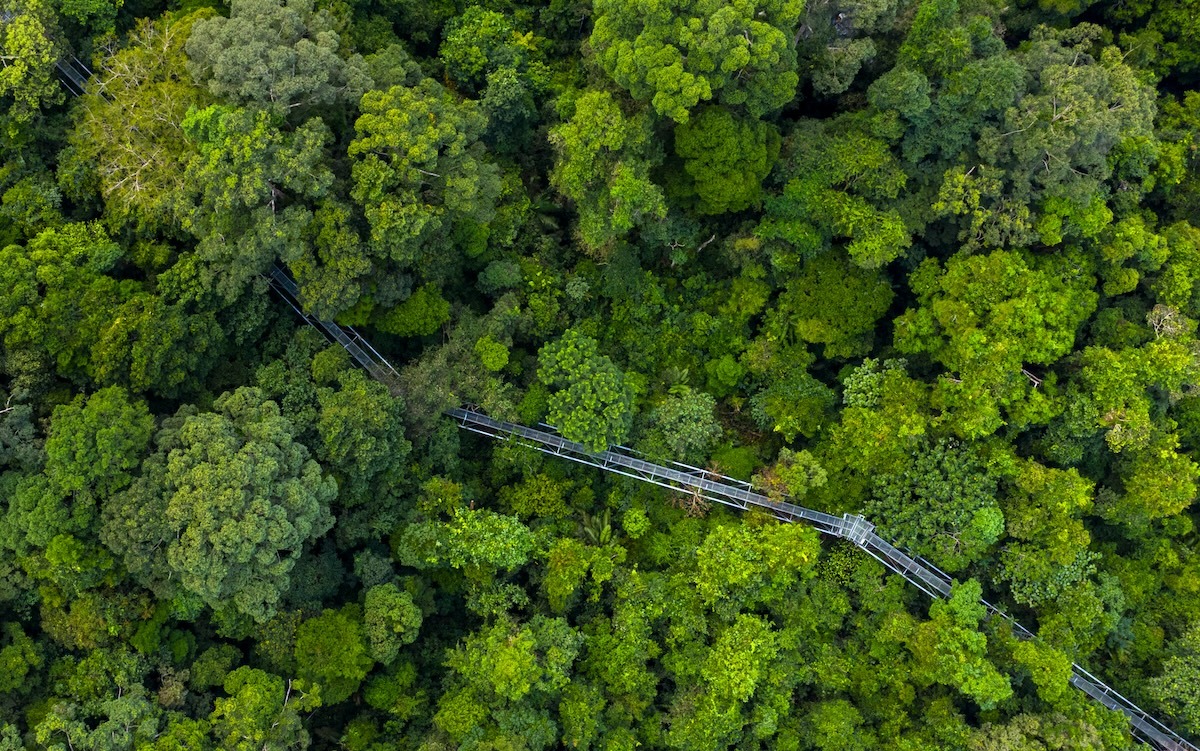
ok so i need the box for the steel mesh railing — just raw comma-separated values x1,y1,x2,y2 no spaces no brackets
271,268,1198,751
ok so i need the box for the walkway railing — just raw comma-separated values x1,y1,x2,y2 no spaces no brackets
447,406,1196,751
264,266,401,388
266,225,1198,751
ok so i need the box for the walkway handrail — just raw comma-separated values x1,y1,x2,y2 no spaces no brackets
269,252,1197,751
446,405,1197,751
264,266,401,386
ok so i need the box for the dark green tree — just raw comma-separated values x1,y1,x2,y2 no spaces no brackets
866,439,1003,572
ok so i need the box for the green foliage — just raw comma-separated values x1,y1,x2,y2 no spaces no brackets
363,583,422,664
0,0,61,125
866,439,1002,572
537,329,634,451
475,334,510,371
395,507,535,578
909,579,1013,710
123,388,336,622
439,6,545,97
186,0,370,116
445,615,582,701
750,365,836,441
165,102,336,306
768,254,894,359
1149,623,1200,734
314,368,411,508
673,107,780,214
549,90,666,255
1,0,1198,747
589,0,802,122
970,712,1107,750
753,447,827,501
61,12,212,230
0,623,41,693
500,473,572,519
638,387,722,464
694,521,820,614
44,387,153,499
760,120,910,268
375,284,451,337
294,605,374,703
211,667,321,751
0,223,222,395
190,644,242,689
994,458,1094,607
350,79,501,265
896,250,1097,438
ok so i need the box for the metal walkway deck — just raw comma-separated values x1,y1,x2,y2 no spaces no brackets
447,406,1196,751
47,39,1196,751
266,241,1197,751
264,266,402,387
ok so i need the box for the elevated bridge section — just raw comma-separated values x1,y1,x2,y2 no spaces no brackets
267,229,1197,751
448,406,1196,751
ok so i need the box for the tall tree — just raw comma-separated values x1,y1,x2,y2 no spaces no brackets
349,79,500,268
169,104,334,305
537,329,634,451
672,107,779,215
895,249,1097,438
106,387,335,622
589,0,802,122
60,11,212,231
866,439,1003,572
185,0,371,118
759,119,911,269
549,89,666,255
0,0,61,126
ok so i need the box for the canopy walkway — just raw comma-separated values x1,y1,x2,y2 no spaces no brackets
37,31,1198,751
0,11,93,96
264,266,402,386
448,406,1196,751
264,241,1195,751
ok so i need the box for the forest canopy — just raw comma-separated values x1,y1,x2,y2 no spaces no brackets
1,0,1200,748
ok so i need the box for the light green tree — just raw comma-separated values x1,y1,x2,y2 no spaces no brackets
60,12,213,230
294,605,375,704
759,120,910,268
638,387,722,464
0,0,61,126
549,89,666,255
537,329,634,451
363,583,422,664
766,253,894,359
908,579,1013,710
673,107,780,214
44,387,154,501
170,104,333,305
589,0,802,122
350,79,501,264
895,249,1097,438
866,439,1003,572
1149,622,1200,735
210,667,320,751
